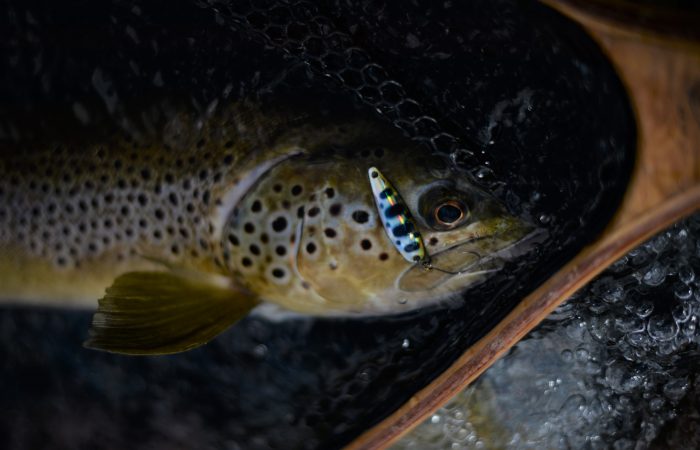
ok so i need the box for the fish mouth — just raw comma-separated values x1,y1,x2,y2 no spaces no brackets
397,225,547,292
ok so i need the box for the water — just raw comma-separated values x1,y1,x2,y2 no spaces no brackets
396,213,700,450
0,0,635,448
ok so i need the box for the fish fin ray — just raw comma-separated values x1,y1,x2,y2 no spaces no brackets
84,271,258,355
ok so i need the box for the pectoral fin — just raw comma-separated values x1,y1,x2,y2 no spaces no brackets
84,271,259,355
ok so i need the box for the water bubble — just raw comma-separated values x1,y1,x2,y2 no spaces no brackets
647,316,678,342
574,346,589,362
673,282,693,300
662,378,689,402
615,316,645,333
634,301,654,318
560,349,573,362
672,302,692,323
252,343,268,358
642,262,666,286
649,397,665,412
679,266,695,284
401,338,410,349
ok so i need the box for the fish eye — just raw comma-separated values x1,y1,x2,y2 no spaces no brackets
433,200,467,228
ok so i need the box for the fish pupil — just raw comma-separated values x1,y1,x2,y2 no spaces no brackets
436,203,462,224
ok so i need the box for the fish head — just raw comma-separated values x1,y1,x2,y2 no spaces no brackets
223,129,540,316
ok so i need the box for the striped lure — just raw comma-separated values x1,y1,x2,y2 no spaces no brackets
368,167,427,264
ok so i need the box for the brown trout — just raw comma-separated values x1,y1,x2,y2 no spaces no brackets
0,102,538,354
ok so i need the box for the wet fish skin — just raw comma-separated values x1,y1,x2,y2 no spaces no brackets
0,102,536,353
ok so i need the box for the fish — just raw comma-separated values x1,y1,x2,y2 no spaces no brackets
0,101,539,355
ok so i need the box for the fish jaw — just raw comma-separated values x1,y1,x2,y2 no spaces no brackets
397,216,542,294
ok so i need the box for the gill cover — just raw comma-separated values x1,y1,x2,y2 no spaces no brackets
368,167,426,263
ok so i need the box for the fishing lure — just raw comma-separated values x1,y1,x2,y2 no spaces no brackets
368,167,428,265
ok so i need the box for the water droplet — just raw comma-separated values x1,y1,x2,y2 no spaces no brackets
402,338,410,349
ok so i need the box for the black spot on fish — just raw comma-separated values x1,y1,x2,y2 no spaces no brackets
329,203,342,216
273,184,282,193
379,188,392,199
272,268,285,279
306,242,317,254
361,239,372,250
352,210,369,224
385,203,405,218
244,223,255,234
251,200,262,212
241,257,252,267
260,233,269,244
250,244,261,256
140,168,151,181
168,193,178,206
325,187,335,198
223,154,233,165
297,206,305,218
324,228,336,238
371,171,379,179
171,245,179,255
155,209,165,220
308,207,320,218
379,252,389,261
272,217,287,232
392,223,414,237
291,185,303,196
275,246,287,256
